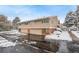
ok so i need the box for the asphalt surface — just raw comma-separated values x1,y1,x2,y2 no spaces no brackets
1,30,79,53
0,31,41,53
0,44,40,53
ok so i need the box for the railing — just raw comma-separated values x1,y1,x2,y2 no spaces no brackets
27,34,45,41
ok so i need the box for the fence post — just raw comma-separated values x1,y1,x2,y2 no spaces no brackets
28,29,30,42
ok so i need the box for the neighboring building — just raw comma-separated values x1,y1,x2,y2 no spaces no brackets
18,16,60,35
0,15,7,23
0,15,12,31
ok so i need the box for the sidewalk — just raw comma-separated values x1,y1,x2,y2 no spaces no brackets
68,31,79,43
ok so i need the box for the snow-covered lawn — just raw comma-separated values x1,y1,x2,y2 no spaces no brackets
0,30,26,47
6,36,20,39
0,41,16,47
0,30,26,36
45,31,72,42
71,31,79,38
0,36,6,40
0,36,16,47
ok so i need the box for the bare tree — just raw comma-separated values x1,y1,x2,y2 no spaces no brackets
0,15,12,31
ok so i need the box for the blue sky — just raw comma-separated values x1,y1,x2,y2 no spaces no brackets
0,5,77,23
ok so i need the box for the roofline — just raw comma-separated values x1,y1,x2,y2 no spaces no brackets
19,16,57,24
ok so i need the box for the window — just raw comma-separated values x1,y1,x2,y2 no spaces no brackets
42,29,46,34
42,19,49,23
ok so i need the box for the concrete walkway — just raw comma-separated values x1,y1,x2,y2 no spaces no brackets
68,31,79,43
57,41,69,53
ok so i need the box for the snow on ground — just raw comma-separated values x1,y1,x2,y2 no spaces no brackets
0,36,17,47
0,41,16,47
28,41,37,45
72,31,79,38
0,30,26,36
6,36,20,39
0,36,6,40
0,30,27,47
45,31,72,42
